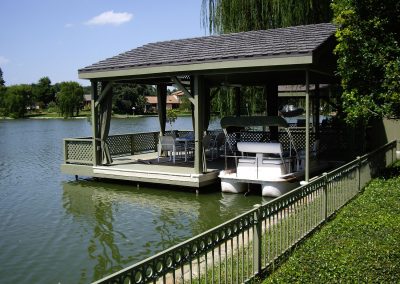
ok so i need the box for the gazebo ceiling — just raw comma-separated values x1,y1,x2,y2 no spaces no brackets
78,23,338,85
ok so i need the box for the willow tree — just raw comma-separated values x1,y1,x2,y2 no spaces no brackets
202,0,332,118
202,0,332,34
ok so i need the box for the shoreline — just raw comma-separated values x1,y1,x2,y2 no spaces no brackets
0,113,195,120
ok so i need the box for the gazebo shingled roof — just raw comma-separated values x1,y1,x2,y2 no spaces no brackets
78,23,337,83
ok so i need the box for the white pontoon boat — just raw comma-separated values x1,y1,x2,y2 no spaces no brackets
218,116,323,197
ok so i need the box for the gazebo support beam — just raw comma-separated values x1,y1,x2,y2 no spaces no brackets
265,83,279,140
157,84,167,136
305,70,310,182
171,76,195,104
314,84,320,139
193,75,205,174
91,80,101,166
94,81,113,108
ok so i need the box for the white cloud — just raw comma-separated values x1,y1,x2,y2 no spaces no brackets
65,23,74,28
0,56,10,65
85,10,133,26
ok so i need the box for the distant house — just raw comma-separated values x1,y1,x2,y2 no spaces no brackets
83,94,91,108
145,90,184,113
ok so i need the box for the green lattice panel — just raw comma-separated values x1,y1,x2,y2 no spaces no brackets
132,132,158,153
107,135,131,156
66,140,93,164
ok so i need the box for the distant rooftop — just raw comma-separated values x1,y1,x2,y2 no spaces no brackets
79,23,336,78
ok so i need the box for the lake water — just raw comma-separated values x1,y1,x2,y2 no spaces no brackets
0,116,268,284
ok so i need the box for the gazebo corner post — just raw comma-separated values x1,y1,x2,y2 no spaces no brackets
265,82,279,140
98,81,114,165
193,75,205,174
156,84,168,137
314,84,320,139
305,70,310,182
91,80,101,166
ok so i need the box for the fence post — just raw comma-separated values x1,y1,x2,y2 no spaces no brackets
323,173,328,221
253,204,262,276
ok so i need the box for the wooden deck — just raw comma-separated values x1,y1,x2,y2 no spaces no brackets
61,152,225,188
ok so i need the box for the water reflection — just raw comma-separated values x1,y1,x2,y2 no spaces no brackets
62,180,269,282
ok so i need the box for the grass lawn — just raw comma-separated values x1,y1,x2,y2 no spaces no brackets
263,161,400,283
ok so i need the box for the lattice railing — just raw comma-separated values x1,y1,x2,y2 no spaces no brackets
64,139,93,165
92,140,397,284
107,132,159,156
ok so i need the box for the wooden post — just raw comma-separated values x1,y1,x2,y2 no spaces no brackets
193,75,205,174
157,84,167,136
91,80,101,166
305,70,310,182
265,83,279,141
314,84,320,139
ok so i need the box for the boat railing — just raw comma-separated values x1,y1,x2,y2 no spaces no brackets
224,130,314,155
91,140,398,284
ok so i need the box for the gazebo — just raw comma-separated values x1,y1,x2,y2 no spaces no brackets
62,23,338,188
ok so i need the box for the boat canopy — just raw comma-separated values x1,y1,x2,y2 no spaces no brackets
220,116,289,129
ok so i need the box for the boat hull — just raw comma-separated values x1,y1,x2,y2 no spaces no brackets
261,180,299,197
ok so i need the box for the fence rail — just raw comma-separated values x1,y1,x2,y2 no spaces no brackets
92,140,398,284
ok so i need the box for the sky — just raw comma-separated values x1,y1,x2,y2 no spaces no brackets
0,0,206,86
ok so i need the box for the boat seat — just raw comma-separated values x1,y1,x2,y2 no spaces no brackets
237,142,282,155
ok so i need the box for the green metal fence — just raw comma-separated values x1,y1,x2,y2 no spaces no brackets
91,140,397,284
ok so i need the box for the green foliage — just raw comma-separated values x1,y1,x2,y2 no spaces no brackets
46,101,59,113
210,87,266,116
332,0,400,123
112,83,154,114
264,162,400,283
56,81,84,118
166,108,178,129
2,85,32,118
0,67,5,86
202,0,332,34
32,76,55,106
179,95,192,112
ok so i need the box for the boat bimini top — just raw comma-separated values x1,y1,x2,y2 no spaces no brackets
220,116,289,129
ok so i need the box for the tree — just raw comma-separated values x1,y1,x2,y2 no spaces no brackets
112,83,155,114
32,76,55,107
3,85,32,118
202,0,333,119
0,67,5,86
202,0,332,34
56,81,84,117
332,0,400,122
